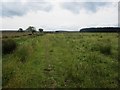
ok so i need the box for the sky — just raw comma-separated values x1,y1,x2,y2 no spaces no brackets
0,0,119,31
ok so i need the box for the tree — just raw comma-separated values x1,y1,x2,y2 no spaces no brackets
26,26,36,34
18,28,23,32
39,28,43,32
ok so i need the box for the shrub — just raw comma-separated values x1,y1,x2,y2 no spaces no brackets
2,39,17,54
23,35,26,36
39,28,43,32
99,43,111,55
91,42,112,55
100,35,103,38
14,36,19,38
3,36,8,38
18,28,24,32
28,34,32,35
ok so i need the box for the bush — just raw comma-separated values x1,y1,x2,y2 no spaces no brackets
99,43,111,55
2,39,17,54
91,42,112,55
28,34,32,35
3,36,8,38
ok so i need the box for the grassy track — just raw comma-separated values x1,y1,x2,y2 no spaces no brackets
2,33,118,88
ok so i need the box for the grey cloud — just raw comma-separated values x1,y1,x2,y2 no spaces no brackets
1,1,53,17
61,2,110,14
0,3,2,16
118,2,120,26
119,1,120,12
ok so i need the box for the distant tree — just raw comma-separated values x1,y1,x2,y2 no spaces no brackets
18,28,23,32
39,28,43,32
26,26,36,34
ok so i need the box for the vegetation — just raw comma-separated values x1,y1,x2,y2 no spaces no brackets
2,31,31,38
26,26,37,34
80,27,120,32
39,28,43,32
2,32,118,88
2,39,17,54
18,28,24,32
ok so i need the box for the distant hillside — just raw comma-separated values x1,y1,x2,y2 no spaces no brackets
80,27,120,32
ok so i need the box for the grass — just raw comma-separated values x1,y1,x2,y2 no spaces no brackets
2,32,118,88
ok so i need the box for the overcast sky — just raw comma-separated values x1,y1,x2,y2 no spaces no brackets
0,0,119,31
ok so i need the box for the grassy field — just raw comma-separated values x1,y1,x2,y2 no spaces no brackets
2,32,118,88
2,31,32,39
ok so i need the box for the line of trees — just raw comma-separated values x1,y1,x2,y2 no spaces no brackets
80,27,120,32
18,26,43,34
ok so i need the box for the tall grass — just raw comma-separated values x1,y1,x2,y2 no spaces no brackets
16,45,33,63
17,46,29,63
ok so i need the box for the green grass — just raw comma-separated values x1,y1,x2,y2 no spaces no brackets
2,33,118,88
